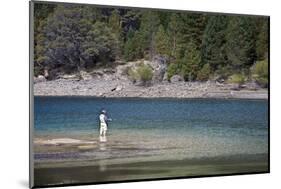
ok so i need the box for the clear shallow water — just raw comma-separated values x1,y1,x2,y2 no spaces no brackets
34,97,268,160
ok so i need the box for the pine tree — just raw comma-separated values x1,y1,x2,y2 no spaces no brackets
123,28,141,61
255,18,269,60
34,3,56,76
121,10,141,37
167,13,181,58
177,13,207,52
225,16,256,71
108,9,122,59
180,41,201,81
34,18,48,76
166,13,207,80
109,9,121,34
197,63,211,81
157,11,170,30
201,15,228,71
137,10,160,59
155,25,170,56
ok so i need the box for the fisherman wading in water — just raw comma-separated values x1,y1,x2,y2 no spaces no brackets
99,109,112,138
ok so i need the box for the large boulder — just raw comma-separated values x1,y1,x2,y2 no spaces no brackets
80,70,93,80
34,75,46,83
170,75,184,83
162,72,168,81
116,85,123,91
244,81,261,90
151,56,168,82
90,70,104,79
111,85,123,92
59,74,79,80
44,69,49,79
228,83,241,91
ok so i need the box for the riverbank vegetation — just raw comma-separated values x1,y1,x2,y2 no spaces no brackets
34,3,269,87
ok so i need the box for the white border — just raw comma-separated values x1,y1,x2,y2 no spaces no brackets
1,0,280,189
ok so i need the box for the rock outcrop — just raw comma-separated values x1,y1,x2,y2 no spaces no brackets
151,56,168,83
34,75,46,83
170,75,184,83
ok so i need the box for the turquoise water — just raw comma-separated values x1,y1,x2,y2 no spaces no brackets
34,97,268,160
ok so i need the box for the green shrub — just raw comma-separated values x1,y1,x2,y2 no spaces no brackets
127,67,138,83
167,63,178,81
34,66,43,77
126,63,153,85
197,63,211,81
215,65,232,80
228,74,245,85
136,63,153,85
251,60,268,87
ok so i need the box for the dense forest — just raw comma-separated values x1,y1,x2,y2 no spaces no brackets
34,3,269,87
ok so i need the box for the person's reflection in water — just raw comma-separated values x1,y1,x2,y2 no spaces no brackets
99,137,107,171
99,135,107,143
98,160,107,172
99,135,107,151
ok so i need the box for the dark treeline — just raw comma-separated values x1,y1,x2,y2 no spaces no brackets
34,3,269,86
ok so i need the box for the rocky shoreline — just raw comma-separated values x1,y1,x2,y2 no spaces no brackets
34,78,268,99
33,59,268,99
